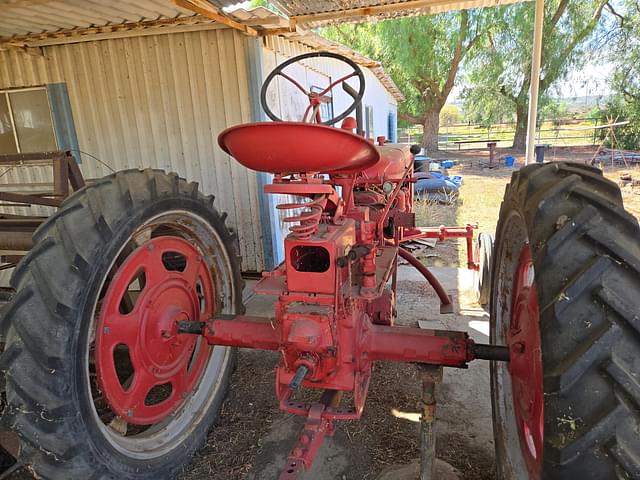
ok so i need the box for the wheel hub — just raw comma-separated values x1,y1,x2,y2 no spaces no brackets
508,245,543,478
96,236,214,425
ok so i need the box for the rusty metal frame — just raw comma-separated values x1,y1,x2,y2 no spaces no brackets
0,151,85,252
0,151,85,209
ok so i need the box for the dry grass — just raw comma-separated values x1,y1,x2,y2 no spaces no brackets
413,165,511,266
601,164,640,220
413,152,640,268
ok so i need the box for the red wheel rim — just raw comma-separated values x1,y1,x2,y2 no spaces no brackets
509,245,543,478
96,236,214,425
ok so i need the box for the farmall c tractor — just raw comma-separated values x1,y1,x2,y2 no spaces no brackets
0,52,638,480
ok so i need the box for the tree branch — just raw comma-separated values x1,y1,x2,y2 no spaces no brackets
331,25,356,45
499,84,518,103
418,75,442,97
549,0,570,30
605,2,625,26
398,112,423,124
441,9,470,99
541,0,609,91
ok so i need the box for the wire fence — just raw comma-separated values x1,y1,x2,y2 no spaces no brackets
398,117,604,150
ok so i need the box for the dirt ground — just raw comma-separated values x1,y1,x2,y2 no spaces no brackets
177,267,494,480
418,145,640,266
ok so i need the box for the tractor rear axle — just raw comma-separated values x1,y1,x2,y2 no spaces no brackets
178,315,508,478
178,314,508,367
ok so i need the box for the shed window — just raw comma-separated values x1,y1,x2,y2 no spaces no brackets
387,111,397,143
0,87,57,154
365,105,374,139
310,85,334,122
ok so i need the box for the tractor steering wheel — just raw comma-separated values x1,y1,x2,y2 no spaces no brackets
260,51,366,126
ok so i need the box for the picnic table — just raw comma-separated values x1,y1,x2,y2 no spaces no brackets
452,139,500,151
452,139,500,167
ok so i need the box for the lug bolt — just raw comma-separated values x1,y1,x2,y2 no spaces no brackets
147,243,155,251
127,409,134,417
103,327,110,334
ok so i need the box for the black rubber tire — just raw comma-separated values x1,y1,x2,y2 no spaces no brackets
490,162,640,479
474,232,493,306
0,169,244,480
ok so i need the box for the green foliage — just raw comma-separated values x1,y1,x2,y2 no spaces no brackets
540,100,569,126
462,0,610,147
593,98,640,150
609,1,640,102
249,0,281,14
461,83,514,126
440,104,463,125
323,12,488,149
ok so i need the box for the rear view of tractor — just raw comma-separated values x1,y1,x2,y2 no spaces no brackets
0,52,638,480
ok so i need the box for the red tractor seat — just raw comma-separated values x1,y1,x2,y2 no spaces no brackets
218,122,380,175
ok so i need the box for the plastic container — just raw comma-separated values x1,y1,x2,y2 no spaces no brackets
441,160,454,169
534,145,548,163
504,155,515,167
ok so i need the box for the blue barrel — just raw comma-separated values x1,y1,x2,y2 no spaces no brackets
441,160,454,169
504,155,515,167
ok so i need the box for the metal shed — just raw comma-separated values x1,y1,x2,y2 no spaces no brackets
0,1,404,273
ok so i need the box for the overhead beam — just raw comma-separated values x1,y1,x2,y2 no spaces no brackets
290,0,525,25
0,15,225,50
171,0,257,36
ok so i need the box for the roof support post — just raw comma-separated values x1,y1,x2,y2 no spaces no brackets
525,0,544,165
245,37,278,270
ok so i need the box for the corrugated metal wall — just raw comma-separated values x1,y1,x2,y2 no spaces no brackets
0,28,264,271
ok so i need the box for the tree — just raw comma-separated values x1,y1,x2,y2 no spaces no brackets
461,83,514,127
464,0,611,150
598,0,640,149
324,11,487,152
440,104,463,126
609,1,640,102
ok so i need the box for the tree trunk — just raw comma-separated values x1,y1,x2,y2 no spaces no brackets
512,101,528,152
421,110,441,154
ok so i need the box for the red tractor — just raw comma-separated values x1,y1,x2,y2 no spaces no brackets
0,52,638,480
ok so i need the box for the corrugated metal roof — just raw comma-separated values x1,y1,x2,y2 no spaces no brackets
0,0,195,38
233,0,529,26
281,30,405,101
228,7,404,101
0,0,530,41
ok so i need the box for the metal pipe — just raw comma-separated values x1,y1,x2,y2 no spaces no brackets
418,365,443,480
473,343,510,362
368,325,470,367
202,316,280,351
526,0,545,165
397,247,453,311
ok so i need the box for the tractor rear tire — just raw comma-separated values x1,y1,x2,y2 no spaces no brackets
490,161,640,479
0,169,243,479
